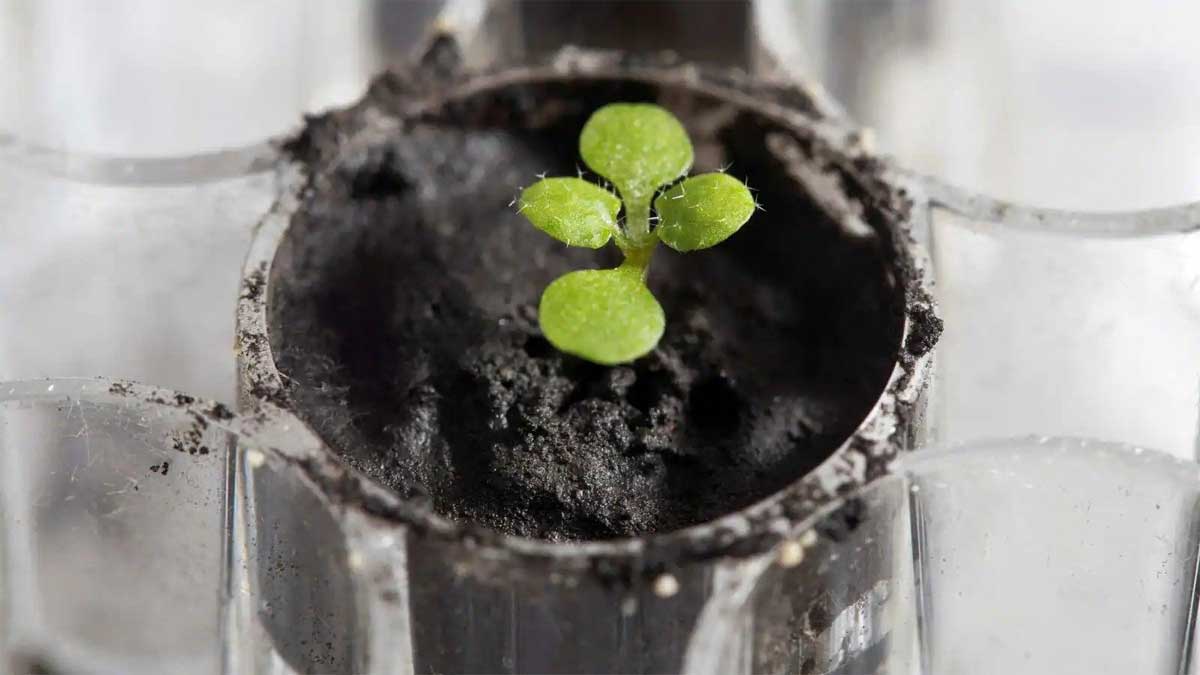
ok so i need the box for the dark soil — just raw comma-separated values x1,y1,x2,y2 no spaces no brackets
268,75,903,541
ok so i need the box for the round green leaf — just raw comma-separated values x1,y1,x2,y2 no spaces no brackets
519,177,621,248
538,267,665,365
654,173,755,252
579,103,693,202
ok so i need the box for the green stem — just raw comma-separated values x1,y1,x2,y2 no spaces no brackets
619,243,655,281
624,197,653,245
617,196,656,282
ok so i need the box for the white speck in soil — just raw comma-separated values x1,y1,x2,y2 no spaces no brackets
653,573,680,598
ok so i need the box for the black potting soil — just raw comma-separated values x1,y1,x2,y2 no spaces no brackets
268,73,904,541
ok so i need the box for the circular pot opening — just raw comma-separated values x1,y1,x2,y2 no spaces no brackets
262,61,918,544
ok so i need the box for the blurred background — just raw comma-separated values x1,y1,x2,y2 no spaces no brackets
771,0,1200,211
2,0,1199,454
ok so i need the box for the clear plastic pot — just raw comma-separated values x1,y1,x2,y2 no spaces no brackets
234,51,938,674
0,378,245,673
685,436,1200,675
0,378,369,674
913,179,1200,459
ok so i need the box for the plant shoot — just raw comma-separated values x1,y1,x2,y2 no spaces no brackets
518,103,756,364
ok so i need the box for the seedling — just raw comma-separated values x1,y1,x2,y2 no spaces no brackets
517,103,756,365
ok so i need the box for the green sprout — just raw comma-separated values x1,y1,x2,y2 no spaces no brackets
517,103,756,365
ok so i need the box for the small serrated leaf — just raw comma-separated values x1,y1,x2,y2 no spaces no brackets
538,267,665,365
654,173,755,252
519,177,621,248
579,103,693,203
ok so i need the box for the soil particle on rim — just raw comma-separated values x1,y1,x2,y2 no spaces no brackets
209,401,235,420
241,264,267,302
268,73,905,542
904,301,943,359
170,415,212,457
